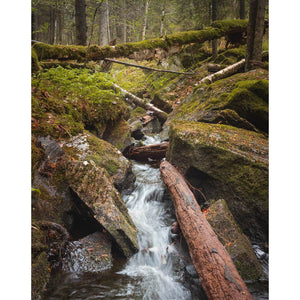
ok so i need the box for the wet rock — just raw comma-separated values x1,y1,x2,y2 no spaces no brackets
167,121,268,243
65,161,139,258
142,116,161,134
63,232,112,273
171,221,180,234
206,199,264,281
130,120,145,140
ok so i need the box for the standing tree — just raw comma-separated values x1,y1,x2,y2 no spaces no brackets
239,0,245,19
245,0,266,71
142,0,150,40
75,0,87,45
99,0,110,45
211,0,218,59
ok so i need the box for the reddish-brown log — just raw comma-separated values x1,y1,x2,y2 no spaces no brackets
127,142,168,161
160,161,253,300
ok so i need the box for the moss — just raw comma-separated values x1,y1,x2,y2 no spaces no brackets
235,79,268,103
32,48,42,73
167,121,268,241
225,87,268,132
214,47,246,64
32,251,50,299
213,19,248,32
33,20,249,62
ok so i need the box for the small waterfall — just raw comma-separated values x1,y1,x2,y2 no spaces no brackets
119,163,190,299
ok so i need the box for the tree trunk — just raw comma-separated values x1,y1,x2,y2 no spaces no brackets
56,8,63,44
49,6,56,44
245,0,266,71
121,0,127,43
99,0,109,45
142,0,150,40
160,0,166,36
211,0,218,59
196,59,245,86
126,142,168,161
160,161,253,300
75,0,87,45
239,0,246,19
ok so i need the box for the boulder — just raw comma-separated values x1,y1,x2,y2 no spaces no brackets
167,121,268,243
62,231,112,273
206,199,264,281
102,118,132,152
65,160,139,258
163,70,269,134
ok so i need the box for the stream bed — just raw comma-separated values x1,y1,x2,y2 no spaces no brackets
43,134,268,299
44,135,204,299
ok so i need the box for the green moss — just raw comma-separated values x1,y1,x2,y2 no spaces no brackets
225,87,268,132
32,251,50,299
33,20,249,62
214,47,246,64
213,19,248,32
32,48,42,73
235,79,268,103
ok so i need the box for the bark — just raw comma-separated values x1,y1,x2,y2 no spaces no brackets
211,0,218,59
112,83,168,123
160,161,253,300
56,8,63,44
245,0,266,71
49,6,56,44
142,0,150,40
195,59,245,86
126,142,168,161
75,0,87,46
160,0,166,37
99,0,109,45
239,0,246,19
121,0,127,43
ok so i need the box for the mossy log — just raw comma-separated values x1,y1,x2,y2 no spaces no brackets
32,20,248,62
126,142,169,161
196,59,245,86
160,160,253,300
112,83,168,124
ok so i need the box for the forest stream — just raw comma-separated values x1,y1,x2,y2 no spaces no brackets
43,134,205,299
42,134,268,300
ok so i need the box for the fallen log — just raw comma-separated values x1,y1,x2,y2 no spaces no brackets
32,20,248,62
112,83,168,124
127,142,169,161
195,59,245,86
160,161,253,300
104,58,196,75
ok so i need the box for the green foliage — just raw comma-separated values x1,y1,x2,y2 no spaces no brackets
32,67,129,138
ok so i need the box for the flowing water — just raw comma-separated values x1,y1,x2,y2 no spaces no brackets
44,134,268,299
44,134,202,299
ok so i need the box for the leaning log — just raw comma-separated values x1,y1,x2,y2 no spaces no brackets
127,142,169,161
195,59,245,86
112,83,168,124
160,161,253,300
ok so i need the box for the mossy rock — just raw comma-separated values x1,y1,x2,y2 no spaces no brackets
65,161,138,257
224,86,268,132
167,121,268,243
103,118,132,152
207,199,264,281
163,69,269,134
32,251,50,299
214,47,246,65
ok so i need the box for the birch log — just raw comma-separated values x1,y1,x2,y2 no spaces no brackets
196,59,245,86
